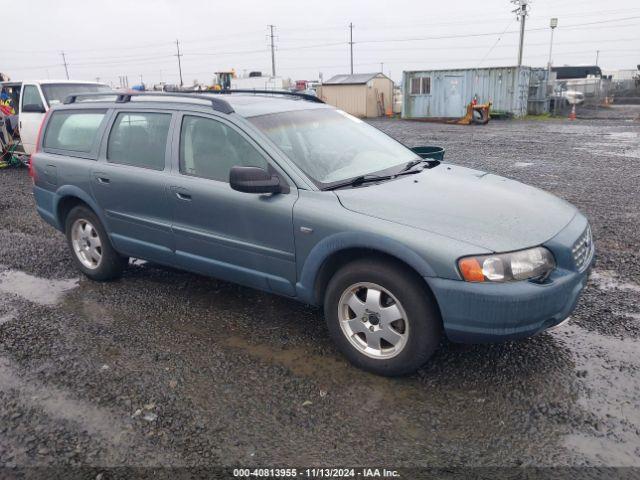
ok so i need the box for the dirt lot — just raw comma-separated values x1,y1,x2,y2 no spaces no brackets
0,105,639,472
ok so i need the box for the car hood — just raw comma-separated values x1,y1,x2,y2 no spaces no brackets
334,164,577,252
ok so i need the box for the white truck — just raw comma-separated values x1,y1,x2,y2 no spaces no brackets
1,80,111,156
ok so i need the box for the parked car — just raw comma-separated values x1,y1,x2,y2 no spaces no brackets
30,91,594,376
8,80,111,154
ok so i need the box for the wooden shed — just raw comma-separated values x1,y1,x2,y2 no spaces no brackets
317,73,393,118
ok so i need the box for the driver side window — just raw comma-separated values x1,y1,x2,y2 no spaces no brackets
179,115,268,182
22,85,45,110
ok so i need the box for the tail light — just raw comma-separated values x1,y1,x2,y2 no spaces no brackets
29,110,50,181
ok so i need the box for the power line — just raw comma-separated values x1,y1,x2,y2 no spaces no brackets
477,19,515,68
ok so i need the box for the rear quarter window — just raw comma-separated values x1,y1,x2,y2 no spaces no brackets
43,110,106,153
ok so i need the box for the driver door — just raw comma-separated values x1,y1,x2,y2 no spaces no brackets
19,84,47,154
168,113,298,296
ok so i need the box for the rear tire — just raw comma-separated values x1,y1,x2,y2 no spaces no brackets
324,258,441,376
65,206,127,281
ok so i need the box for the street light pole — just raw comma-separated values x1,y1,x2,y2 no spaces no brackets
547,18,558,75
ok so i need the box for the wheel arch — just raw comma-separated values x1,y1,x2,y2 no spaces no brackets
53,186,106,230
296,232,438,306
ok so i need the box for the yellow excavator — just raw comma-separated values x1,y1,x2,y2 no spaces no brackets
454,100,492,125
211,70,236,91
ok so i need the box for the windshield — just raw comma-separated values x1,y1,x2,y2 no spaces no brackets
41,83,112,106
249,108,419,187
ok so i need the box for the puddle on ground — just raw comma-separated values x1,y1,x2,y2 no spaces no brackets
576,144,640,160
589,270,640,293
0,308,16,326
220,334,419,403
551,323,640,466
607,131,639,140
223,335,350,380
564,434,640,466
0,269,79,306
0,357,132,446
514,162,534,167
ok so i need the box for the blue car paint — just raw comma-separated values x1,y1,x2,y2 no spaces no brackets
32,94,594,345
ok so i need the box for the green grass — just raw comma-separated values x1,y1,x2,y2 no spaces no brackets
523,113,560,121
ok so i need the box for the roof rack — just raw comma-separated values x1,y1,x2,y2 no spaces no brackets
63,91,235,114
207,89,324,104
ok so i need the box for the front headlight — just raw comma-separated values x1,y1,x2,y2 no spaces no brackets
458,247,556,283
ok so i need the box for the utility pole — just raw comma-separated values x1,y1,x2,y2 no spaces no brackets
349,23,354,75
175,39,184,87
512,0,529,67
595,50,600,66
268,25,276,77
547,18,558,75
61,51,69,79
380,62,384,74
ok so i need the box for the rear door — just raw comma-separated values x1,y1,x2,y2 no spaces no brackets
167,113,298,296
19,83,47,154
91,109,176,263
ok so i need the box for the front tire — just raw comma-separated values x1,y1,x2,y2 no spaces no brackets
324,259,441,376
65,205,126,281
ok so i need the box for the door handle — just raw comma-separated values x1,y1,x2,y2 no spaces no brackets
170,186,192,201
93,172,110,184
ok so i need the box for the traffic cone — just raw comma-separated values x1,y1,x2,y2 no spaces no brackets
568,104,577,120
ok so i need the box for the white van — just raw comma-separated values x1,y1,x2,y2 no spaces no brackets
15,80,111,154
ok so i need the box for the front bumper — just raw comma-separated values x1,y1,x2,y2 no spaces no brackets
426,213,594,343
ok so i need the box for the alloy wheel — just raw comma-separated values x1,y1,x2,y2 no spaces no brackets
70,218,102,270
337,282,409,359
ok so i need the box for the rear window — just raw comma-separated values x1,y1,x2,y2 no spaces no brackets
41,83,111,106
107,112,172,170
43,110,106,153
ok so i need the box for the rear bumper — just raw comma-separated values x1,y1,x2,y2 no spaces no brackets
34,186,62,231
426,213,594,343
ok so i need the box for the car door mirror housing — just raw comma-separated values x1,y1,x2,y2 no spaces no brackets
22,103,46,113
230,166,283,194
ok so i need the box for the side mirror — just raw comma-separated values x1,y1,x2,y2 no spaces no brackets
22,103,46,113
230,166,282,194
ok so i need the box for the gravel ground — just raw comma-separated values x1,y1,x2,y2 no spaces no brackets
0,105,639,473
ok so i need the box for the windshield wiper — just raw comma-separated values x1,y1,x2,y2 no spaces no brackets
325,174,393,190
324,169,421,190
399,158,431,173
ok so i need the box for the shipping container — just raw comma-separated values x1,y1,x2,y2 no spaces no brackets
402,66,545,119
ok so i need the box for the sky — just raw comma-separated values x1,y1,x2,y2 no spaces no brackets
2,0,639,87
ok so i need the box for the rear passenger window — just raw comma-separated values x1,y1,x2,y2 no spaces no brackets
107,112,171,170
179,115,267,182
43,110,106,153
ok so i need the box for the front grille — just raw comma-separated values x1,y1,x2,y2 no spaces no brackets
572,225,594,272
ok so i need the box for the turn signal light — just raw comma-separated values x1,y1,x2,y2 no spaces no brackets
458,257,485,282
